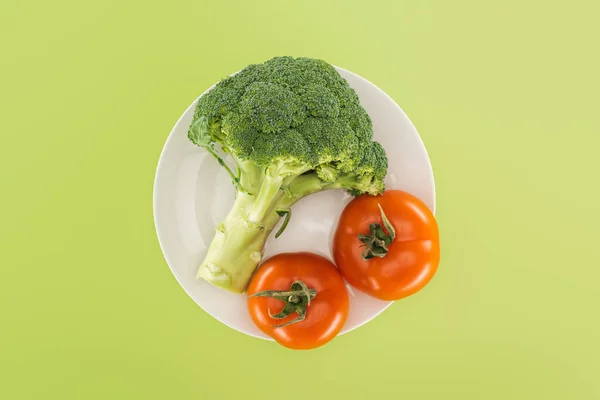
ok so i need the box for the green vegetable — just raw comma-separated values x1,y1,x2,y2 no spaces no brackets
188,56,388,293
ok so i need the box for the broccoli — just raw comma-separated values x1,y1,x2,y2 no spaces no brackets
188,56,388,293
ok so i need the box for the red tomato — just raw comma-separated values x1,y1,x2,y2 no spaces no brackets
247,252,349,350
333,190,440,301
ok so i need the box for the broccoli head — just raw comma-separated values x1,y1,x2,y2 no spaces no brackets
188,56,388,293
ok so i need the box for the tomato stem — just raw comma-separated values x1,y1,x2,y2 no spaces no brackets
358,203,396,260
248,280,317,328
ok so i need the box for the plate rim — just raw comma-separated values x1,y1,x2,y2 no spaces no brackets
153,64,436,340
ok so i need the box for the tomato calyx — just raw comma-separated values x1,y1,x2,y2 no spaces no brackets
248,280,317,328
358,204,396,260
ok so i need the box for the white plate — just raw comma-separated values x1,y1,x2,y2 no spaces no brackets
153,66,435,340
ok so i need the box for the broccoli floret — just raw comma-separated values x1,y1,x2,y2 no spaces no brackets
301,84,340,118
188,56,388,293
240,82,306,133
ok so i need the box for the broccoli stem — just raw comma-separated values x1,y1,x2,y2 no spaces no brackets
246,173,284,225
197,169,371,293
197,178,286,293
284,172,331,199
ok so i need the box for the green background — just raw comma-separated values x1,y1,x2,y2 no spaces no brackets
1,0,599,398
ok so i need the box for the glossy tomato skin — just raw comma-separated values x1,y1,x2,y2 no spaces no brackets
333,190,440,301
247,252,349,350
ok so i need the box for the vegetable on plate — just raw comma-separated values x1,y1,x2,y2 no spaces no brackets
247,252,349,350
333,190,440,301
188,56,388,293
